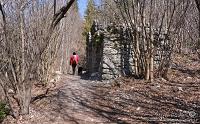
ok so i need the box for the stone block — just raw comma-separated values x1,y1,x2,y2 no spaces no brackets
102,74,115,80
103,58,115,69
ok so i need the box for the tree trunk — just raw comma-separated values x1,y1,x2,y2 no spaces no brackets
20,10,25,82
134,31,140,77
145,58,150,81
19,85,31,115
60,22,65,73
196,2,200,37
54,0,56,15
195,0,200,58
150,34,154,82
195,0,200,49
19,8,31,115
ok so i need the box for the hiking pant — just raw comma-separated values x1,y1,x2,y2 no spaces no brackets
72,64,77,75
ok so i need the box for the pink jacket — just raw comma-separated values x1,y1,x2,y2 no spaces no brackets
70,55,79,65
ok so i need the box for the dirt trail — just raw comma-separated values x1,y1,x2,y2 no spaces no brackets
3,54,200,124
43,75,111,124
4,75,112,124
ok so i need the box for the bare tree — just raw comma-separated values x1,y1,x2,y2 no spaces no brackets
194,0,200,58
0,0,76,117
195,0,200,38
98,0,190,81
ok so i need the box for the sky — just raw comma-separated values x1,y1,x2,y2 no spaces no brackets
77,0,101,19
77,0,88,18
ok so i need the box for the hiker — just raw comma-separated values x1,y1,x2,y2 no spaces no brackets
70,52,79,75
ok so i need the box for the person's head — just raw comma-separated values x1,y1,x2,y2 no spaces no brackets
73,52,76,55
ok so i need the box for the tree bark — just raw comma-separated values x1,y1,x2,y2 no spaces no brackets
195,0,200,56
54,0,56,15
20,10,25,83
19,85,31,115
195,0,200,38
150,34,154,82
19,7,31,115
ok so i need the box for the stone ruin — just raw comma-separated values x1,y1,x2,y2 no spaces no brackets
86,21,170,80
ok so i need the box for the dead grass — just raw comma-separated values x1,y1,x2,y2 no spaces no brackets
3,53,200,124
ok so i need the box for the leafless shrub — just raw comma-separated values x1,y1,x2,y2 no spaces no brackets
0,0,76,117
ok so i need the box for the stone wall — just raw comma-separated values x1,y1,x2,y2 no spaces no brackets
86,23,135,80
86,24,104,74
86,22,170,80
102,29,135,80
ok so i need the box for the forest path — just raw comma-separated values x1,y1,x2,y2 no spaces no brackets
14,75,113,124
4,54,200,124
43,75,110,124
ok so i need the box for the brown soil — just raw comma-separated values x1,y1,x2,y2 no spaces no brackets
3,54,200,124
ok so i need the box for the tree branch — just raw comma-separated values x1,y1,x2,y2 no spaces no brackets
40,0,75,56
51,0,75,30
195,0,200,12
0,2,6,24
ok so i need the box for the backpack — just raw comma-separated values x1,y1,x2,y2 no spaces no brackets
72,55,77,65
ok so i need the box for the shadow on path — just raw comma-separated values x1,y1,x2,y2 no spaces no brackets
28,74,200,124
